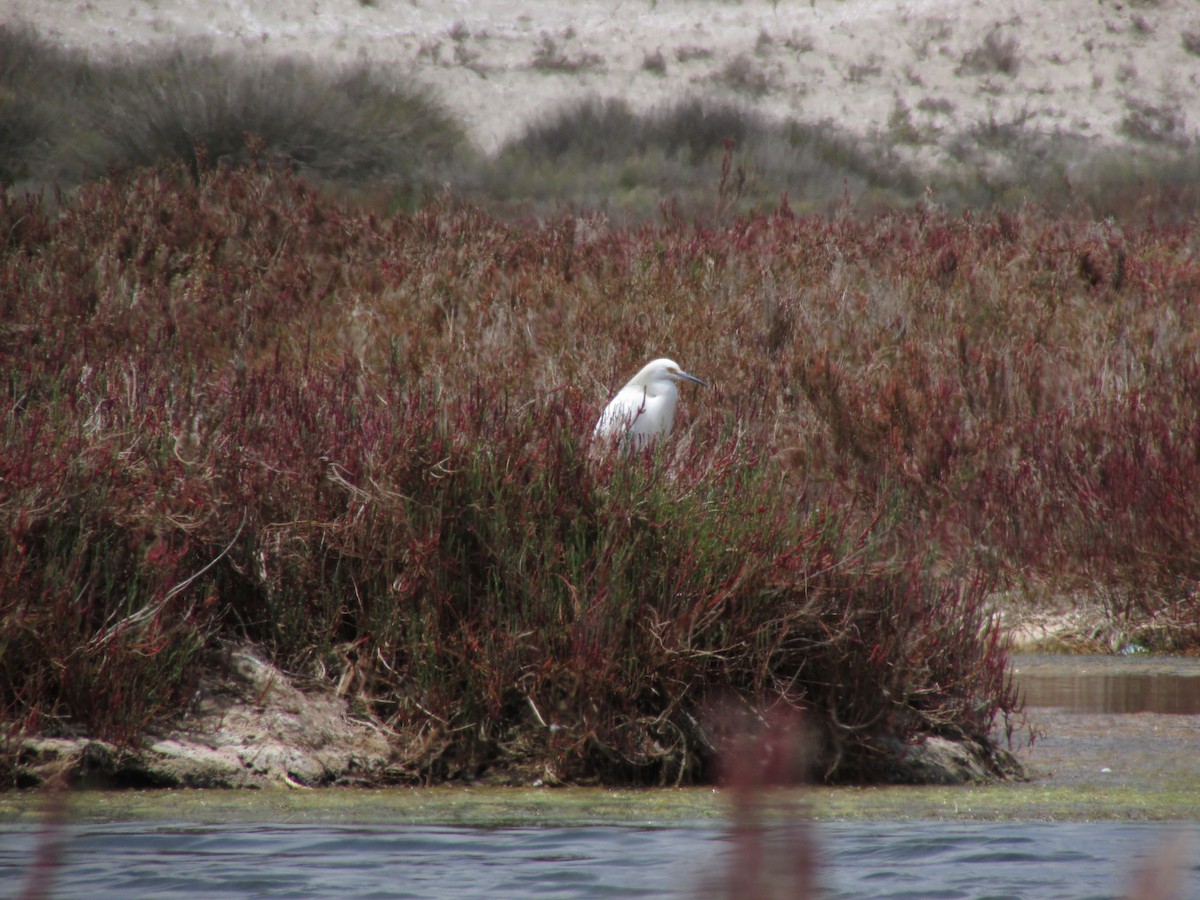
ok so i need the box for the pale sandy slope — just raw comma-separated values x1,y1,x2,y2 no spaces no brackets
6,0,1198,160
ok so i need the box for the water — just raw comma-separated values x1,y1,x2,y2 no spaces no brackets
2,819,1196,898
1012,654,1200,715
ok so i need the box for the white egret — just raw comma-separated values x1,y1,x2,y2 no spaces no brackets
593,358,707,452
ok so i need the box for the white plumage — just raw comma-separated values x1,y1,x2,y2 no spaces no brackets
593,357,707,452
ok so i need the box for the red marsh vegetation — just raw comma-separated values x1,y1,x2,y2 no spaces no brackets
2,158,1198,785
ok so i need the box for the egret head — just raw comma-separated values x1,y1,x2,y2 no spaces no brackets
593,357,707,451
629,358,709,393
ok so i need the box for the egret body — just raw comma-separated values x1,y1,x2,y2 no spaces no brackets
593,358,707,452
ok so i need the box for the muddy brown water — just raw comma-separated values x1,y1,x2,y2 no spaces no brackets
1013,653,1200,715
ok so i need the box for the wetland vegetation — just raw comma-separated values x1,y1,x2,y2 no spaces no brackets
3,27,1199,789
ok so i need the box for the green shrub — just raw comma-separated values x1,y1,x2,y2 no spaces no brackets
78,44,465,186
0,26,93,185
958,27,1021,76
0,28,466,194
478,96,920,219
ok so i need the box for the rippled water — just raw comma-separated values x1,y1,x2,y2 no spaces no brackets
3,819,1197,898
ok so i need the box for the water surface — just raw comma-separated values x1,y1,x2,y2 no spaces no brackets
3,819,1196,899
1012,653,1200,715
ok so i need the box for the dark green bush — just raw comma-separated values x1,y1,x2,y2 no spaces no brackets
79,45,465,186
0,26,467,194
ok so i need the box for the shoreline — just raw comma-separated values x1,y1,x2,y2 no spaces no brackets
8,614,1167,794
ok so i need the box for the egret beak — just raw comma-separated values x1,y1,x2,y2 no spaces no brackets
676,370,707,388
